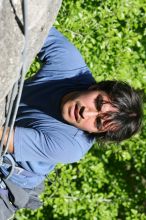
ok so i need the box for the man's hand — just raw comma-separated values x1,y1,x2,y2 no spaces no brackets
0,127,14,153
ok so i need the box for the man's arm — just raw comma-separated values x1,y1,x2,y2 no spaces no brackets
37,27,86,71
0,127,14,153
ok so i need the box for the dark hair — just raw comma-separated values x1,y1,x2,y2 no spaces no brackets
90,80,143,142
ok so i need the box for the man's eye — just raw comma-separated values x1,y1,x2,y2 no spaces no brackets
95,95,103,111
96,117,102,129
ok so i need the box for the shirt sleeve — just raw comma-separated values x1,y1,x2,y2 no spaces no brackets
37,27,86,72
14,126,83,163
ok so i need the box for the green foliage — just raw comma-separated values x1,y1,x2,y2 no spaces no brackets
55,0,146,91
15,0,146,219
26,57,42,79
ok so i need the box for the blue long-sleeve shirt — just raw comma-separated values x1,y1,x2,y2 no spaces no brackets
3,27,95,188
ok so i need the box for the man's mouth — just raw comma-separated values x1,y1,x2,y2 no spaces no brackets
74,103,85,122
74,104,79,122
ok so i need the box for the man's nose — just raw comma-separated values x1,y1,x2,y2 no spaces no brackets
82,110,99,119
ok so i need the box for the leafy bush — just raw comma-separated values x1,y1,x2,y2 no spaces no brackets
15,0,146,219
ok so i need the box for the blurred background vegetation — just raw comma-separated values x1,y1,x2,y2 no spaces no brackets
15,0,146,219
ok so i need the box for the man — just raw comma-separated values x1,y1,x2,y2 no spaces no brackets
0,27,143,217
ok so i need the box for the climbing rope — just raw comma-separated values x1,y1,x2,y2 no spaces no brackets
0,0,28,180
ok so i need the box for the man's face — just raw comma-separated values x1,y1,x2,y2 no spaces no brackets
61,89,118,133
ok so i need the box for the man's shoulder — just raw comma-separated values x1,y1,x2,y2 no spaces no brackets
73,129,94,154
43,120,94,162
54,124,94,158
